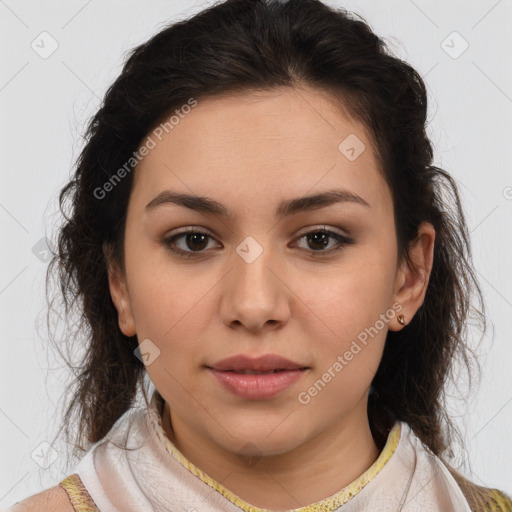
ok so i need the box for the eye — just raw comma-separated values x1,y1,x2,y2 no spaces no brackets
162,227,219,258
162,226,354,258
293,227,354,255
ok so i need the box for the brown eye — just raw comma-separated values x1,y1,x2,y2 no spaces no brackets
306,231,331,251
295,228,354,255
183,232,209,251
163,228,218,257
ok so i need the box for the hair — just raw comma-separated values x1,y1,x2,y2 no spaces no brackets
45,0,510,509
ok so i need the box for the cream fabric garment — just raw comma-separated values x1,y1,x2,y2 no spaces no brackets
69,390,472,512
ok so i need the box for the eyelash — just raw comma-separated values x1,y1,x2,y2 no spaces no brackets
162,226,354,258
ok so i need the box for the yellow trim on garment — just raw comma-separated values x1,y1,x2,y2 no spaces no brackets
488,489,512,512
149,390,401,512
59,473,100,512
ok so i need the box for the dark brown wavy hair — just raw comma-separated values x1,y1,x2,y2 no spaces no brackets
45,0,510,509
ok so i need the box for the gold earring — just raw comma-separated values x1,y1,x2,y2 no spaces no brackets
397,314,405,326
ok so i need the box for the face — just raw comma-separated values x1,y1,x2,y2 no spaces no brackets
106,85,434,460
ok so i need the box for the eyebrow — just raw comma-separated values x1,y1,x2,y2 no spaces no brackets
145,188,370,219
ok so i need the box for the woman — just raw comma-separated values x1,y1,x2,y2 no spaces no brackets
9,0,512,510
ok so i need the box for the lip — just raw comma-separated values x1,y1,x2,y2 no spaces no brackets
207,368,308,400
207,353,308,372
206,353,309,400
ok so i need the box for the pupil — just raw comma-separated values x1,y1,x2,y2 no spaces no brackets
308,232,328,251
187,233,208,251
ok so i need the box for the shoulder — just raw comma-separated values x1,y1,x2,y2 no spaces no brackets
7,485,75,512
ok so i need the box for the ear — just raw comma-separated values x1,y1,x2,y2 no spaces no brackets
103,242,136,337
390,222,435,331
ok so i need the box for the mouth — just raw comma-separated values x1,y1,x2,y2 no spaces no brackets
207,353,309,373
206,367,309,400
211,368,308,374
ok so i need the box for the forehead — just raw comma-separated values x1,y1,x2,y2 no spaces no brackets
131,86,391,219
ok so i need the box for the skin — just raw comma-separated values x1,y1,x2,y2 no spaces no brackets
106,85,435,511
7,486,74,511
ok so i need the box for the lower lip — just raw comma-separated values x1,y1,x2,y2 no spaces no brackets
207,368,307,399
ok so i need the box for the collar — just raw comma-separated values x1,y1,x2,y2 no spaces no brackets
72,388,471,512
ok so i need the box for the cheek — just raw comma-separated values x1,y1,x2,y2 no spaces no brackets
302,291,387,412
296,247,395,375
125,264,218,381
123,239,207,336
303,259,394,334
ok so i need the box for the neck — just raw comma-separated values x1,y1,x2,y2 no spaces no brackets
161,399,381,511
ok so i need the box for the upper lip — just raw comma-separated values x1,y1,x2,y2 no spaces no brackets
207,354,308,372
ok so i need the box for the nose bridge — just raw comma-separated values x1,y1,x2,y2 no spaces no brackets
220,234,288,329
233,234,276,298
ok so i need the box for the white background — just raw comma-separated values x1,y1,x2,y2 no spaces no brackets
1,0,511,507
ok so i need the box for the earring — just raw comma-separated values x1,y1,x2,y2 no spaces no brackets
397,314,406,326
120,304,128,327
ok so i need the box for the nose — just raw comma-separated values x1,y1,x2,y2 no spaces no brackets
219,239,290,333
